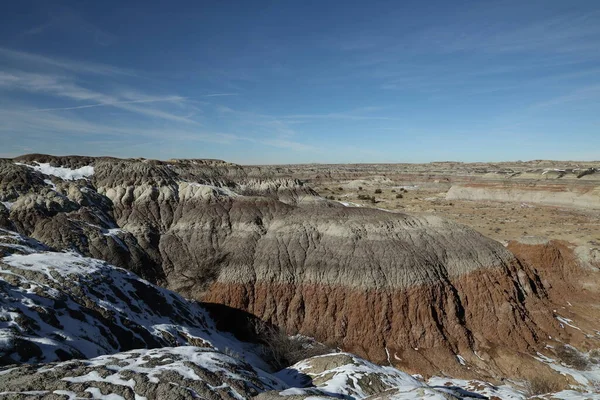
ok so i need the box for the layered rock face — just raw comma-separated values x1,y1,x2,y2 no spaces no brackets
1,229,533,399
0,155,562,378
507,239,600,349
246,160,600,211
202,209,559,377
446,183,600,210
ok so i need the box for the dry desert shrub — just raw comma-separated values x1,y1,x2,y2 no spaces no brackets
251,319,332,370
555,344,589,370
524,375,562,396
357,194,376,203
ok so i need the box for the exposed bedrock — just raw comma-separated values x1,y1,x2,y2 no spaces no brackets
0,155,565,378
204,257,558,378
507,239,600,350
446,183,600,210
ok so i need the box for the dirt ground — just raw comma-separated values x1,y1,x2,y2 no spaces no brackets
312,180,600,248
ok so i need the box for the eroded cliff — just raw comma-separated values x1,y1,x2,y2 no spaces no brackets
0,155,566,379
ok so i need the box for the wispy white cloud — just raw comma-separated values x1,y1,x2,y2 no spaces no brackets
281,111,397,122
18,7,117,46
0,101,315,155
214,106,298,138
201,93,239,97
530,85,600,109
0,47,134,76
319,5,600,98
0,70,196,124
30,96,186,112
423,12,600,56
258,138,315,152
0,48,312,156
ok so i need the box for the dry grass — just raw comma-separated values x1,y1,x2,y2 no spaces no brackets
251,319,332,370
555,344,589,370
524,375,562,396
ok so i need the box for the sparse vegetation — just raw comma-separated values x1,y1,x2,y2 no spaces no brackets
590,349,600,364
251,320,332,370
555,344,589,370
577,168,596,178
395,193,403,199
358,186,363,191
223,347,242,360
524,375,562,396
358,194,377,203
338,187,344,191
374,188,382,194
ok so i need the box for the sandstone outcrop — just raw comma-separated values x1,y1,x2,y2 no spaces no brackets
0,155,567,379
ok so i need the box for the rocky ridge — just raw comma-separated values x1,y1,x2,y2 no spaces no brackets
0,155,582,381
0,228,557,399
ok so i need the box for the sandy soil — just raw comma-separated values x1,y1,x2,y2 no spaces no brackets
312,180,600,248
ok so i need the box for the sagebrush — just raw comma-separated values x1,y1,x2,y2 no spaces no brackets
524,375,562,396
555,344,588,370
251,319,332,370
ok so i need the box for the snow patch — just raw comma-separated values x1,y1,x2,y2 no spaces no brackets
534,350,600,391
43,179,57,191
0,201,14,211
339,201,363,207
16,162,94,181
3,251,105,280
84,388,128,400
427,376,524,399
556,315,582,331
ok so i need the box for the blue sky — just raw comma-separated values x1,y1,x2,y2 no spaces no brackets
0,0,599,163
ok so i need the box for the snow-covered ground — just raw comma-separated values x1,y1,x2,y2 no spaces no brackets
15,162,94,180
534,351,600,390
0,201,14,211
0,232,269,369
0,346,285,399
338,200,363,207
2,229,600,399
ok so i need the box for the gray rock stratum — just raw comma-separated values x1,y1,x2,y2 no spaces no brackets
0,228,540,399
446,182,600,210
0,155,567,379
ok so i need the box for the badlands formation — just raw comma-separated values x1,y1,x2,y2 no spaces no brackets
1,154,600,398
